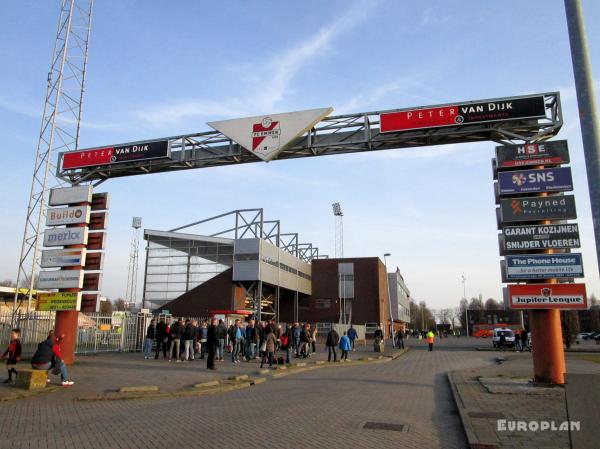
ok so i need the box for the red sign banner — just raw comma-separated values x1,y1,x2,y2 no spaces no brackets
508,283,587,309
380,96,546,133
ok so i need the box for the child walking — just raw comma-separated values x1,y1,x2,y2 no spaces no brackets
2,329,22,383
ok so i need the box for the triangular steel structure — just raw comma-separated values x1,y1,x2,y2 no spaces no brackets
207,107,333,161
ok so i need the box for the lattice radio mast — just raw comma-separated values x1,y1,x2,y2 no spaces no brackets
13,0,94,312
332,202,344,258
125,217,142,308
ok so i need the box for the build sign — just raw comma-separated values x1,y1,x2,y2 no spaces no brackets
37,270,84,289
43,227,88,247
504,254,583,280
496,140,570,168
41,248,86,268
508,283,587,309
498,167,573,195
46,205,91,226
62,140,170,170
208,107,333,162
500,195,577,223
380,95,546,133
500,224,580,252
36,292,81,312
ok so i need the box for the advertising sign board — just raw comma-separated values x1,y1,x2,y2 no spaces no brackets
46,205,91,226
43,227,88,247
496,140,569,168
36,292,81,311
504,254,583,280
498,167,573,195
380,95,546,133
508,283,587,309
37,270,84,289
49,185,92,206
41,248,86,268
500,224,580,252
500,195,577,223
208,107,333,162
62,140,170,170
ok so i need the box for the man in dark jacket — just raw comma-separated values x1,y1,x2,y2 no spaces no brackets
31,332,73,386
155,318,168,359
169,319,184,362
206,318,217,370
144,319,156,359
215,319,226,361
183,320,196,361
198,321,208,359
326,328,340,362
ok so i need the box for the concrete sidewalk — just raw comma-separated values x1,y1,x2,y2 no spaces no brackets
448,352,600,449
0,342,406,401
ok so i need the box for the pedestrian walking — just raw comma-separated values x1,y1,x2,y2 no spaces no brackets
514,330,522,352
292,322,301,356
206,318,217,370
216,319,226,361
311,325,318,353
231,319,243,363
339,331,351,361
347,325,357,351
144,319,156,359
31,331,74,386
395,329,405,350
299,324,311,358
260,328,277,368
245,319,258,360
183,319,196,361
169,318,184,362
326,327,340,362
198,321,208,359
281,325,292,364
155,318,168,359
498,332,506,351
2,328,21,383
426,330,435,352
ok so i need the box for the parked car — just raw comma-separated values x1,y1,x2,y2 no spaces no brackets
492,328,515,348
576,332,593,341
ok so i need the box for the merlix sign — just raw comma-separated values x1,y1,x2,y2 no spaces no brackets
500,223,580,252
499,195,577,223
496,140,569,168
61,140,170,170
43,228,88,247
380,95,546,133
504,254,583,281
497,167,573,195
508,283,587,309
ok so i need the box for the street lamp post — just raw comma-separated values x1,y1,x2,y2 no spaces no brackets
384,253,393,339
461,274,469,337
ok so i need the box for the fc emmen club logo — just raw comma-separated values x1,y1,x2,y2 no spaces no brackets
252,117,281,157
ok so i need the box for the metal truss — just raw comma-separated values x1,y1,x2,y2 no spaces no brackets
168,209,323,262
59,92,562,184
14,0,94,312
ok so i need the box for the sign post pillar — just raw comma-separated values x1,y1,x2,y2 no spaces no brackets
530,307,565,384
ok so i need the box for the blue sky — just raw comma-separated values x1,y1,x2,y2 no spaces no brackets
1,0,599,309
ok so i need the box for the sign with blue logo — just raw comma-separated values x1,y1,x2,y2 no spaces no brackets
504,254,583,280
498,167,573,195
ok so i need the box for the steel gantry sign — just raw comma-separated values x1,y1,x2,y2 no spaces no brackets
57,92,562,183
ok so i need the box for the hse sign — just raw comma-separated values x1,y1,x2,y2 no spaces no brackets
43,227,88,247
208,107,333,161
62,140,170,170
499,195,577,223
497,167,573,195
496,140,570,168
46,205,91,226
36,292,81,311
503,254,583,281
508,283,588,309
499,224,580,253
380,95,546,133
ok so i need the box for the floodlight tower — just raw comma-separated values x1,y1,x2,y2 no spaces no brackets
13,0,94,313
332,202,344,259
125,217,142,308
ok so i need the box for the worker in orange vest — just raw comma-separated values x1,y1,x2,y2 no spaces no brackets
426,330,435,352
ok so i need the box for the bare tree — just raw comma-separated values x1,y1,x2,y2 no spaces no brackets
112,298,127,311
0,279,16,287
484,298,502,310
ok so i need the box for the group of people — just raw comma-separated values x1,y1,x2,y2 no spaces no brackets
144,318,362,370
2,328,74,386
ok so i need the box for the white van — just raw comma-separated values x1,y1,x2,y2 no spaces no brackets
492,328,515,348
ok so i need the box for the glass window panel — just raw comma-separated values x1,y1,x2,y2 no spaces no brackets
147,265,169,274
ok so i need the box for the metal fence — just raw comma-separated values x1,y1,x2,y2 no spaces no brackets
315,323,366,342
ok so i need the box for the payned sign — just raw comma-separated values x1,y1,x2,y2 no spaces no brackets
500,195,577,223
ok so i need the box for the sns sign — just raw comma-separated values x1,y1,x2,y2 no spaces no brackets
498,167,573,195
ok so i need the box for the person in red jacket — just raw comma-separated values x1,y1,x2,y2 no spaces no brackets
1,328,22,383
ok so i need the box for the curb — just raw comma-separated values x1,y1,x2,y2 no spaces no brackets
119,385,159,393
447,372,480,449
